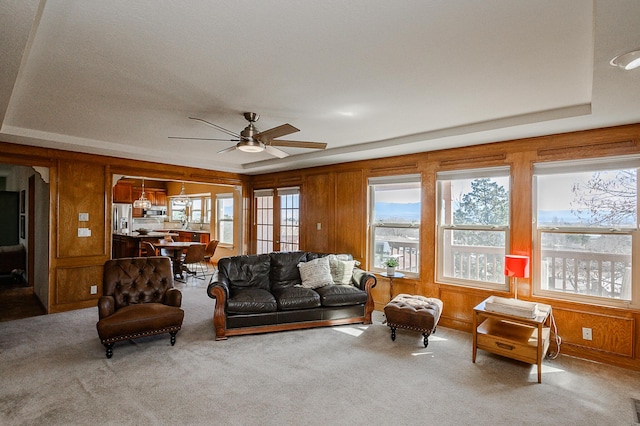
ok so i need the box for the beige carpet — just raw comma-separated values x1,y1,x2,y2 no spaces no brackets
1,282,639,426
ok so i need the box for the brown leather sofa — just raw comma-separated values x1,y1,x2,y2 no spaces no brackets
96,256,184,358
207,251,377,340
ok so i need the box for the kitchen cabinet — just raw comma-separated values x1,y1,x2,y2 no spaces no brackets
112,234,139,258
177,230,210,244
153,190,167,207
113,182,133,203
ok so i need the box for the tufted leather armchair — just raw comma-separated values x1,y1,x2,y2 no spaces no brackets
96,256,184,358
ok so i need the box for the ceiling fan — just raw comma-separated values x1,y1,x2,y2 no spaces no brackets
169,112,327,158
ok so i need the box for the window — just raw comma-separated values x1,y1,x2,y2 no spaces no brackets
534,157,638,307
437,167,510,289
216,194,234,245
279,188,300,252
255,189,274,254
369,175,421,275
254,188,299,254
169,198,188,222
189,198,202,223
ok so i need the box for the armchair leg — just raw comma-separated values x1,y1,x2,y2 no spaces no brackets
105,343,114,359
170,331,177,346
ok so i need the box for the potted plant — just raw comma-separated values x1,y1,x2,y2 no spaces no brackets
384,257,399,276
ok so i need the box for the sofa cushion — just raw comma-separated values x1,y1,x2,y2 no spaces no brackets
269,251,307,291
327,254,356,285
227,288,277,314
297,256,333,289
273,287,321,311
219,254,271,291
314,284,368,307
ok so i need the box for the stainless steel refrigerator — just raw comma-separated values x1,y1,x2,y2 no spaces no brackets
113,203,132,234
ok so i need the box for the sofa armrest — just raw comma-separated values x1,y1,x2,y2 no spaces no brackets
97,296,115,319
165,288,182,307
352,268,377,292
207,278,230,340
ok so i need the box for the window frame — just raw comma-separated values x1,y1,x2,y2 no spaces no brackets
436,166,511,291
215,193,234,246
368,175,421,276
532,156,639,308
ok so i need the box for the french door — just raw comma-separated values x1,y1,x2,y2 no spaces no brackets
254,187,299,254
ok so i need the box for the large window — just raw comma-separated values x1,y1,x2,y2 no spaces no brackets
369,175,421,275
216,194,234,245
437,167,510,289
254,187,299,254
534,157,638,307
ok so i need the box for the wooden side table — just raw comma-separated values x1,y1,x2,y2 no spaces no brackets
379,272,405,301
472,297,552,383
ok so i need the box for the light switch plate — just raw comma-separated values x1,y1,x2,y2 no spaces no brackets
78,212,89,221
90,285,97,294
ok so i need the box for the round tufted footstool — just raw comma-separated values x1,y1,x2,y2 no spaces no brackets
384,294,443,347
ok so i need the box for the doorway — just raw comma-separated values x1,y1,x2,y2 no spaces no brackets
0,164,49,321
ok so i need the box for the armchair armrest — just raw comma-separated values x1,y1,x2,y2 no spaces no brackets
97,295,115,319
165,288,182,307
207,278,230,340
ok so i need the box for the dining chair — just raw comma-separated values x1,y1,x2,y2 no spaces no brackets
203,239,219,272
141,241,157,257
181,243,207,280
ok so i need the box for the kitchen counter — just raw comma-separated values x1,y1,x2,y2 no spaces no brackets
112,232,179,258
113,232,178,238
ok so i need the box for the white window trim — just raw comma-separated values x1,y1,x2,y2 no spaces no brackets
216,193,234,246
368,175,421,277
532,160,639,309
436,166,511,290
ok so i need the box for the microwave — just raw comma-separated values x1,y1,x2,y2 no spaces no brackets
144,208,166,217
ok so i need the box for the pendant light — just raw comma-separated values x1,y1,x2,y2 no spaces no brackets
133,179,152,209
173,182,192,206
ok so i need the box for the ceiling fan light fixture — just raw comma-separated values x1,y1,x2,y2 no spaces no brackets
610,49,640,70
237,140,265,153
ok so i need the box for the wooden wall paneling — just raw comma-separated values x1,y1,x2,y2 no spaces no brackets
508,151,534,299
437,287,489,332
54,264,104,308
57,160,106,258
301,173,334,253
420,165,437,297
552,308,635,358
334,170,365,261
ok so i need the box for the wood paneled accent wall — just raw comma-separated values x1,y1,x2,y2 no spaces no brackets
0,142,247,314
250,124,640,372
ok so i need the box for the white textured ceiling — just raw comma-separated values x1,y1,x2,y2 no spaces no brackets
1,1,639,175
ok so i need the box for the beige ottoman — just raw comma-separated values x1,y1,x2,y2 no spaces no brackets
384,294,443,347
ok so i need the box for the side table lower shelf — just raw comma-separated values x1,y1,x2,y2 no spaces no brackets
473,299,552,383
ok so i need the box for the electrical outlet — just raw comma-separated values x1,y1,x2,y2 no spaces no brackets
582,327,593,341
90,285,97,295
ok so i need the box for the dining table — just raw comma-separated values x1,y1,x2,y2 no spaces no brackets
153,241,203,280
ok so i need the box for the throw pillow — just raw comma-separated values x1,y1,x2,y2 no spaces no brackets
297,256,333,289
327,254,356,285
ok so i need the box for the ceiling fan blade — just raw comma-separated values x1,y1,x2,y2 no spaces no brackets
168,136,238,141
270,140,327,150
217,145,237,154
265,145,290,158
255,124,299,141
189,117,240,138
